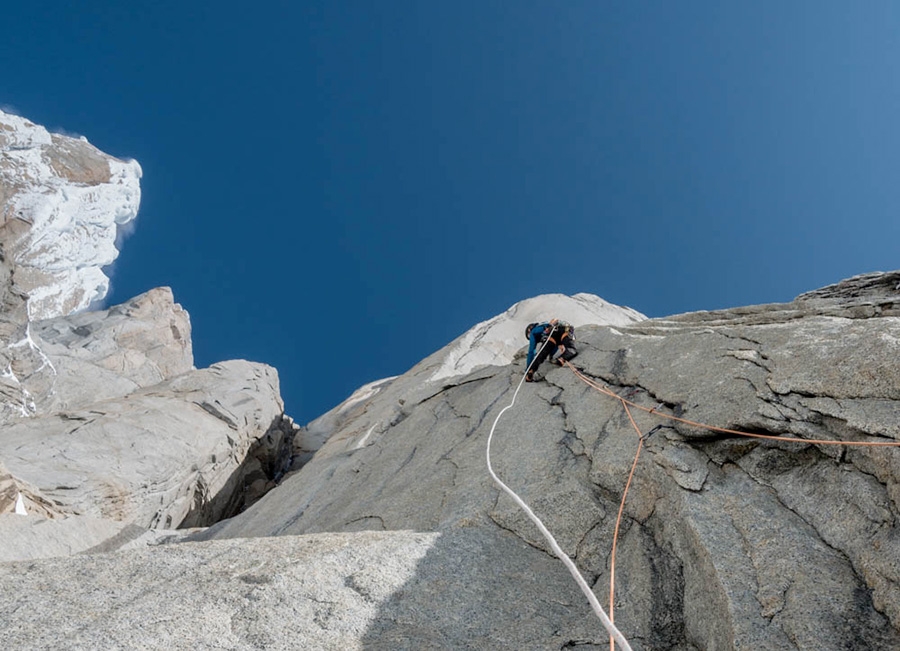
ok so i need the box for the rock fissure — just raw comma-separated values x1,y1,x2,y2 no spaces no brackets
487,510,563,559
576,368,682,418
464,385,512,438
717,330,765,348
345,515,386,531
724,352,771,374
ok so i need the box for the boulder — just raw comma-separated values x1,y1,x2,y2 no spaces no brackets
0,287,192,424
0,359,286,529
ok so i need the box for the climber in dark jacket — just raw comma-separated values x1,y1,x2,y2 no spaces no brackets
524,319,577,382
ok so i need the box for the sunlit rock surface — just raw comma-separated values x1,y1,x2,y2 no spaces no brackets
0,109,141,319
0,113,293,564
201,271,900,650
2,109,899,650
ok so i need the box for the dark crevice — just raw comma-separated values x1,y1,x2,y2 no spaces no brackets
463,388,508,438
344,515,386,531
419,372,498,405
575,367,682,417
723,352,772,374
177,414,297,528
716,329,765,348
397,446,417,474
194,400,239,430
487,510,562,560
559,639,602,650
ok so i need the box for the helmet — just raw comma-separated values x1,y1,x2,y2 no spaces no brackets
525,323,538,340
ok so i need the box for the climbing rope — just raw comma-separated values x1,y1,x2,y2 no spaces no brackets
564,362,900,448
607,402,645,651
487,334,900,650
560,358,900,651
485,339,634,651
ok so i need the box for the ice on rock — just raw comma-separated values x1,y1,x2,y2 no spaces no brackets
0,109,142,320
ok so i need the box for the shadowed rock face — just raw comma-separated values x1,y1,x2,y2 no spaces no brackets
196,271,900,650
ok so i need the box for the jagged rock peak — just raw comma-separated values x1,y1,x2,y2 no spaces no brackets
430,292,646,382
797,269,900,303
293,292,645,465
0,109,142,319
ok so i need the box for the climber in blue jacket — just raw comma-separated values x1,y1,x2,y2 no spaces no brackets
524,318,577,382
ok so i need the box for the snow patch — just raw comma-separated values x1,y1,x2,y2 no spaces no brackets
14,493,27,515
0,109,142,320
354,425,377,450
299,376,398,454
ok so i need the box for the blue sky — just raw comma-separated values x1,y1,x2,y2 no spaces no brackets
3,2,898,423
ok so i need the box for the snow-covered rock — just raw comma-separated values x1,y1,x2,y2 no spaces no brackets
0,112,293,563
0,109,141,319
430,292,646,382
0,287,193,424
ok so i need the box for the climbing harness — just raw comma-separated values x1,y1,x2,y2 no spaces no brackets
485,339,634,651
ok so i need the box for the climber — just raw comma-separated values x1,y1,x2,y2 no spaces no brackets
524,318,577,382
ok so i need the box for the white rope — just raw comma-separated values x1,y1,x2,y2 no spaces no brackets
485,332,633,651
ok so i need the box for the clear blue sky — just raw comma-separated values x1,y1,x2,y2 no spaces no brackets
3,2,898,423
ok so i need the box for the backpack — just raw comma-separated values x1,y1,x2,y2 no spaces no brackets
526,321,576,342
556,321,575,341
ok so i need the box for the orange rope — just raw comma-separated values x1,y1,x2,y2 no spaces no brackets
559,359,900,650
564,362,900,448
608,402,644,651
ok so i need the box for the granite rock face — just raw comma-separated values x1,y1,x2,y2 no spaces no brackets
2,272,899,650
294,292,646,469
0,532,441,651
199,271,900,650
1,356,286,528
4,108,900,651
0,108,145,425
0,287,293,559
0,287,193,423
